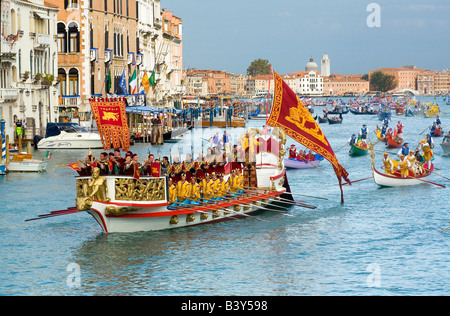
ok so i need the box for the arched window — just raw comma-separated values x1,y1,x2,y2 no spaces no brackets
58,68,67,96
57,22,67,53
68,22,80,53
68,68,79,95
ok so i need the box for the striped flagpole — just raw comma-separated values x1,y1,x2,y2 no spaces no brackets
1,116,6,174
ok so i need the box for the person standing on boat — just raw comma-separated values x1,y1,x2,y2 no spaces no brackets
396,121,404,138
360,124,368,140
435,115,441,127
289,144,297,159
398,143,410,158
420,140,433,170
382,152,394,175
96,152,109,175
348,134,357,147
424,134,434,149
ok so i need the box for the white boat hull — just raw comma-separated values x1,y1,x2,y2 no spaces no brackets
87,191,284,234
372,167,430,187
7,160,47,172
37,132,103,149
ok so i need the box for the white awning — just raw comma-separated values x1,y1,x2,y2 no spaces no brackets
33,12,50,20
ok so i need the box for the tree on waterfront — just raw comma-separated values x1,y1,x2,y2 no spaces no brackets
370,71,398,92
247,59,271,76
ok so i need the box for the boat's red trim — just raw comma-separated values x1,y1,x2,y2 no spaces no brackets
270,169,286,181
89,208,108,233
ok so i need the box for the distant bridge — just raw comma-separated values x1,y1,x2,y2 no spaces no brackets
393,89,420,96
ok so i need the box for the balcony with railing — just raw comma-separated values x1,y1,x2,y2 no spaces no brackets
59,95,81,107
0,88,19,102
34,34,51,48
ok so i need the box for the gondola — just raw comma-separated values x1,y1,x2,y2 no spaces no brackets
387,134,404,148
349,143,369,156
318,116,328,123
327,114,343,124
431,127,443,137
327,107,349,114
349,108,378,115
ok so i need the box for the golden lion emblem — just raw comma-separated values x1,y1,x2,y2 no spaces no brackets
285,100,328,145
102,112,119,121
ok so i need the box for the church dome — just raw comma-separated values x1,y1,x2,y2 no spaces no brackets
305,57,318,71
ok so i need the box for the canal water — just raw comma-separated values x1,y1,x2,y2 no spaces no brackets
0,96,449,296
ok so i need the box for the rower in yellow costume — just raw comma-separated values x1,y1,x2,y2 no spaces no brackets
397,154,410,178
168,178,177,210
187,176,201,205
420,140,433,170
228,169,240,194
201,173,214,201
382,152,394,175
176,173,190,203
214,173,228,201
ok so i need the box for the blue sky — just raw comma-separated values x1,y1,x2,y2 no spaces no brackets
167,0,450,75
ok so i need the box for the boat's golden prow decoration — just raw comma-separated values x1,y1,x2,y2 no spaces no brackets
76,167,110,211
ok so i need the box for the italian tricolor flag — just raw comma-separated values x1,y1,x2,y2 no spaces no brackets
129,69,137,95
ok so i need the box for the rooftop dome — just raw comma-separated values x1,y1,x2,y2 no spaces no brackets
305,57,318,71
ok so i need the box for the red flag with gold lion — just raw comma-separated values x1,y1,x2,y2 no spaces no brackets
90,98,130,151
267,70,350,202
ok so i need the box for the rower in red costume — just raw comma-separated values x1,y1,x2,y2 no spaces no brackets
289,144,297,159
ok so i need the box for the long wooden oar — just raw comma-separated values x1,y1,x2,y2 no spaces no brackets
224,194,295,217
25,208,79,222
173,201,241,221
184,198,270,222
243,188,321,207
424,168,450,182
241,189,317,210
244,188,328,201
342,176,373,186
406,175,446,188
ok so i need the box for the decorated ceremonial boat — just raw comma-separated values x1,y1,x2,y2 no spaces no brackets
34,127,297,234
369,143,433,187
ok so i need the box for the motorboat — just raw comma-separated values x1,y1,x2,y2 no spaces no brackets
34,123,103,149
